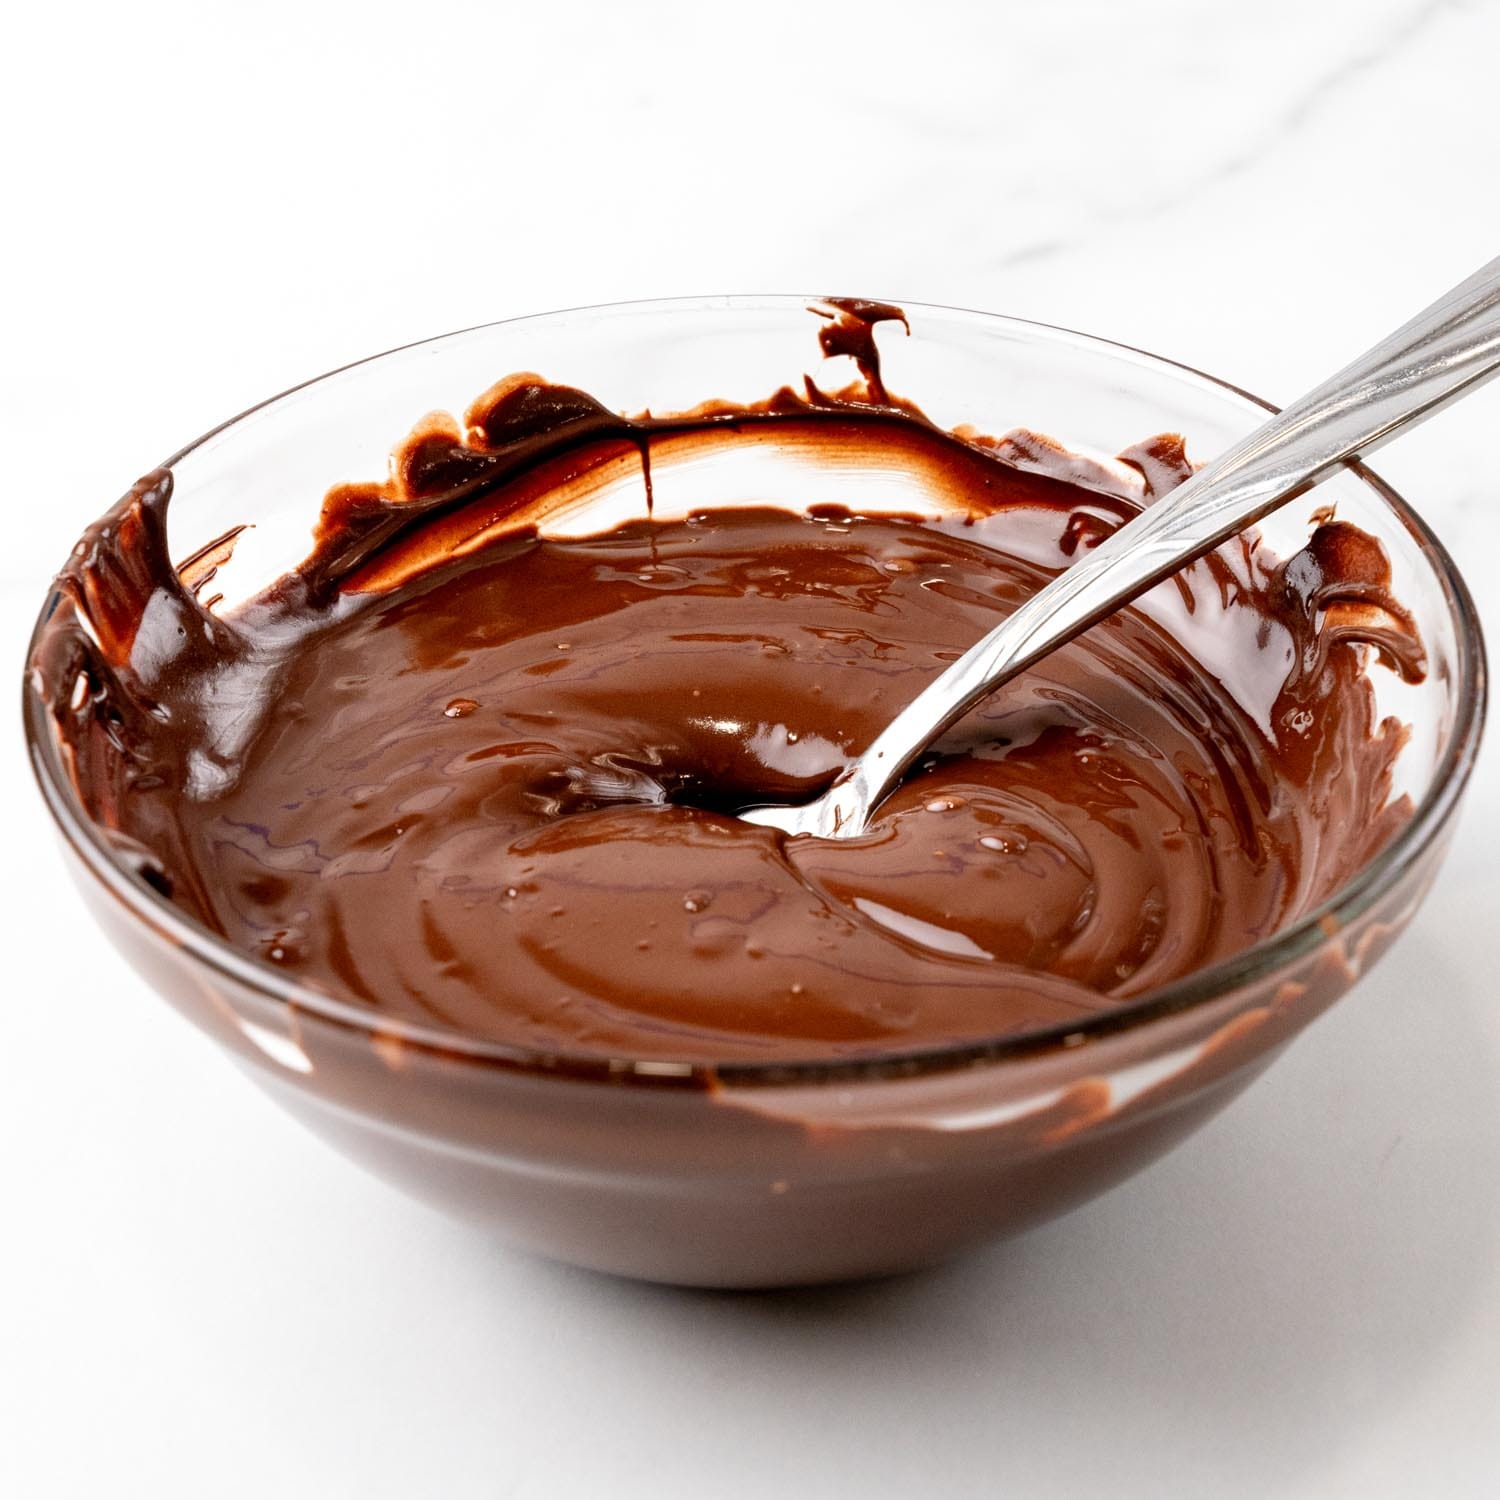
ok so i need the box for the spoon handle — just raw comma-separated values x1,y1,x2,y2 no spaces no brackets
810,255,1500,838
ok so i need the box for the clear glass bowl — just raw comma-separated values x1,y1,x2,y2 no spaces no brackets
23,297,1487,1286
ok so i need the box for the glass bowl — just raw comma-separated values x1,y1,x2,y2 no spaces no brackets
23,297,1487,1287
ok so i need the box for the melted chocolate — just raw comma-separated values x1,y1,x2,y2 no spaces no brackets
33,301,1425,1065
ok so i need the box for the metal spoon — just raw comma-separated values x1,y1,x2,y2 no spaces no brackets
744,256,1500,839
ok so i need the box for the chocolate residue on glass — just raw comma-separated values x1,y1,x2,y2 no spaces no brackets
31,299,1427,1065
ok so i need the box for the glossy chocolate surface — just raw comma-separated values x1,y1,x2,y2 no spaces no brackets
33,302,1425,1065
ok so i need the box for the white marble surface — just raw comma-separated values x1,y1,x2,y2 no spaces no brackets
3,2,1498,1495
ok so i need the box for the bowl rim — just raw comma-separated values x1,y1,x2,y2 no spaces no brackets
22,293,1490,1087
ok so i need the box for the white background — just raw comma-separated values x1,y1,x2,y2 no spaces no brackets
3,2,1498,1495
